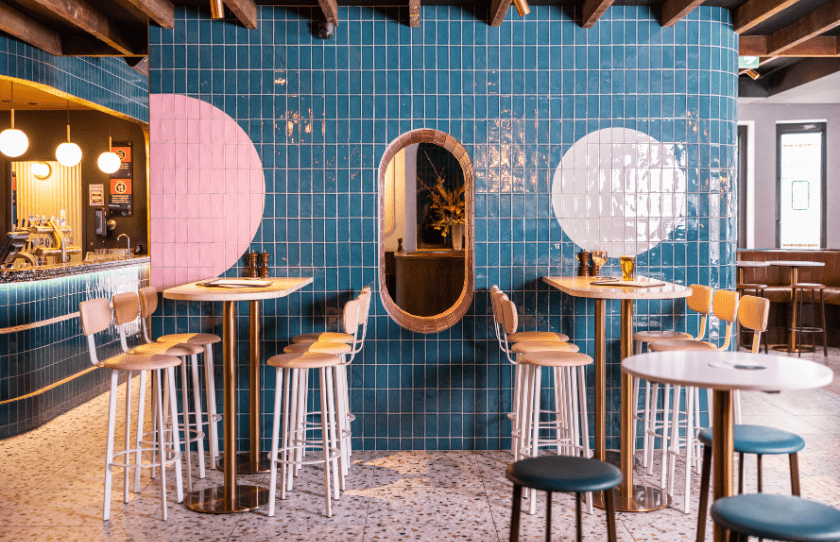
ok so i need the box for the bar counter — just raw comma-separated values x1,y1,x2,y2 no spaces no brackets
0,257,150,438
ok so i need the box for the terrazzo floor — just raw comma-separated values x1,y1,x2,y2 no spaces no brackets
1,347,838,542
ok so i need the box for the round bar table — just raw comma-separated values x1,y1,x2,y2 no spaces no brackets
766,260,825,352
164,276,313,514
623,350,833,542
542,276,691,512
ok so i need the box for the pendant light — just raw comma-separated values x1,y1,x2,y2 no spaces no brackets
0,82,29,158
56,100,82,167
98,119,120,174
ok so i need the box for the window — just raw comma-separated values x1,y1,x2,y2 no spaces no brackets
776,122,827,249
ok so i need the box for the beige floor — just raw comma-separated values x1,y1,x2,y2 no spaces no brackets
1,348,838,541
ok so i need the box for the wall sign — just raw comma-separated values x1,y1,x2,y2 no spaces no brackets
109,141,133,216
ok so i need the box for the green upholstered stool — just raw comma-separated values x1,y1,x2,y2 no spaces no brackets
711,494,840,542
695,425,805,542
505,455,622,542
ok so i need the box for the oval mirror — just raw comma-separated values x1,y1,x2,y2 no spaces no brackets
378,129,474,333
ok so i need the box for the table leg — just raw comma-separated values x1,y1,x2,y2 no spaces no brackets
789,268,798,353
185,301,267,514
712,390,734,542
218,301,272,474
594,299,670,512
594,299,606,462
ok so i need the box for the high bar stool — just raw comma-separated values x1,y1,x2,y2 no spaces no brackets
506,455,621,542
496,294,578,464
292,286,371,345
79,298,184,521
267,351,345,518
647,289,740,509
139,286,222,469
517,351,593,515
283,294,366,479
711,494,840,542
632,284,713,469
695,424,805,542
791,282,828,357
112,292,206,492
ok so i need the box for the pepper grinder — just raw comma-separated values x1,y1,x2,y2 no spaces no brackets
577,250,591,277
260,251,270,278
247,252,259,277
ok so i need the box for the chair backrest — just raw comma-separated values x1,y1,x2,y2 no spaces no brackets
112,291,140,352
138,286,159,343
712,289,740,351
79,298,112,365
357,287,372,343
342,297,361,335
686,284,714,340
501,297,519,336
738,295,769,354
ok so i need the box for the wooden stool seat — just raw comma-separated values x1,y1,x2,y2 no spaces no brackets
283,341,352,355
268,351,342,369
157,332,221,346
649,339,716,351
510,340,580,354
634,329,694,342
131,341,204,357
519,351,592,368
103,353,181,371
507,331,569,342
293,331,354,344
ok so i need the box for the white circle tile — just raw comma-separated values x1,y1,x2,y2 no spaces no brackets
551,128,686,257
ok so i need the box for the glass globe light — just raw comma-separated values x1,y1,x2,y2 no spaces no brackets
56,142,82,167
31,162,51,179
98,151,121,174
0,127,28,158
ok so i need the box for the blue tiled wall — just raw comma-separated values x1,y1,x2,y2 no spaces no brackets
0,35,149,123
150,5,738,451
0,264,149,438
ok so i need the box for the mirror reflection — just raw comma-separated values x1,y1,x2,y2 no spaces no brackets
379,131,473,330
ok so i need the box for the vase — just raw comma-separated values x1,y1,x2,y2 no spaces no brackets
451,223,464,251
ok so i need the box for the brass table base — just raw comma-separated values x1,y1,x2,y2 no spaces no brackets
184,485,269,514
216,452,272,474
592,484,671,512
771,344,815,354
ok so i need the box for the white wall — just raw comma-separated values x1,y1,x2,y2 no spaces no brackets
738,103,840,249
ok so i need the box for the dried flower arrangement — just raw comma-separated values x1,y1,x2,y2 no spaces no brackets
417,152,465,240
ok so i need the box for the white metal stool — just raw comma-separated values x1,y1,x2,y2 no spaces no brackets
631,284,713,469
79,298,184,521
267,352,345,518
517,351,593,516
139,286,222,470
112,292,206,492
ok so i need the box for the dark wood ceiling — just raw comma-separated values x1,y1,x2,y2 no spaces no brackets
0,0,837,97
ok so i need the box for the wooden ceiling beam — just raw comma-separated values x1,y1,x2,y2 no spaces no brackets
224,0,258,28
741,34,840,57
409,0,419,27
734,0,801,34
317,0,338,26
113,0,175,29
489,0,512,27
766,0,840,55
660,0,705,27
581,0,614,29
0,1,62,56
27,0,142,55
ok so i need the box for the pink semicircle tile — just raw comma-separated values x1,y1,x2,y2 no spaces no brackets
149,94,265,288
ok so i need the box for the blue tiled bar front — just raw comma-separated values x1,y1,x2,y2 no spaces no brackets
0,262,149,438
149,5,738,452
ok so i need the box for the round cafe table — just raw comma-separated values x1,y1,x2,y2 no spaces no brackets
623,350,833,542
766,260,825,352
542,276,691,512
164,276,313,514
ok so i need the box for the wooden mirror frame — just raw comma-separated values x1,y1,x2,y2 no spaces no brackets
377,129,475,333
